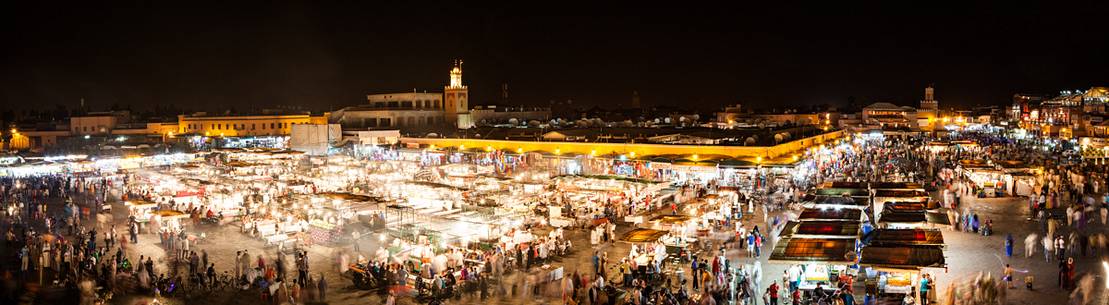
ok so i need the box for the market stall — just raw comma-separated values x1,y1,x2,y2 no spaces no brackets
871,190,930,220
769,238,858,293
860,228,946,302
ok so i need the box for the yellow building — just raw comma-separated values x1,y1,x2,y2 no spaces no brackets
177,113,329,137
3,129,32,151
402,129,844,161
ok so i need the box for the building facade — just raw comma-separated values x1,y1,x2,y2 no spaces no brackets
330,60,485,132
470,105,551,126
177,113,327,137
861,103,918,129
444,60,472,128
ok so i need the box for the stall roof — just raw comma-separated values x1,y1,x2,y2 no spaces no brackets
925,212,952,225
802,195,870,207
865,229,944,246
781,221,860,239
621,228,669,243
649,214,692,224
872,189,929,198
125,200,158,207
152,210,188,218
798,208,863,222
996,160,1029,169
959,159,992,169
319,192,375,202
814,188,870,197
877,211,927,224
868,182,923,190
860,245,945,270
769,238,856,264
882,202,928,213
820,181,867,189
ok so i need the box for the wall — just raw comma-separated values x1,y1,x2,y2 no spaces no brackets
178,114,318,137
346,130,401,146
5,133,31,150
290,124,341,155
401,130,844,160
11,130,69,151
470,108,551,124
367,92,443,109
329,109,446,129
444,86,468,126
70,116,117,135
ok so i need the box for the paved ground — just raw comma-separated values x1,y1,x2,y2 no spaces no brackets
935,194,1108,305
12,182,1100,305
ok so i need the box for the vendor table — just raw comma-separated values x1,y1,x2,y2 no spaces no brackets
633,253,667,266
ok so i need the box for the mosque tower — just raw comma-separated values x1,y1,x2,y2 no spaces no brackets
920,84,938,110
444,60,472,128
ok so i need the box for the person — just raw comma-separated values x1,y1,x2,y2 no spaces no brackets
385,290,396,305
317,272,327,301
1004,264,1014,289
351,230,361,253
1004,234,1013,258
812,282,827,302
1058,257,1067,288
903,293,915,305
207,263,216,287
765,280,780,305
919,273,930,304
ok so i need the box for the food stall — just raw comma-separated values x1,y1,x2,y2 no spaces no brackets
797,208,864,223
876,201,932,229
867,182,924,192
780,221,861,240
860,229,946,304
801,195,871,210
125,200,159,231
769,237,858,293
871,190,930,221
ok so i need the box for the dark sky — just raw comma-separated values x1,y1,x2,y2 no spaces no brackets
3,3,1108,113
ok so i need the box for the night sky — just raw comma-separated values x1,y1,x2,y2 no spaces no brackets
3,3,1108,114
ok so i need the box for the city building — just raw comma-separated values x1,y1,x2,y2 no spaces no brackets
177,112,327,137
470,105,551,126
3,110,328,152
444,60,472,129
714,104,838,129
1011,87,1108,137
69,111,130,136
861,102,918,129
1009,93,1044,124
330,60,549,133
917,85,940,131
919,85,938,111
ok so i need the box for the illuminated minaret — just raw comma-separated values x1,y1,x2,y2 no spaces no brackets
449,60,464,88
444,60,472,128
920,84,938,110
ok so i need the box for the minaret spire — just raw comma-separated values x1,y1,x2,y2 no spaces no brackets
449,59,464,88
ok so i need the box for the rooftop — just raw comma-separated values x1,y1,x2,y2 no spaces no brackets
860,245,946,269
770,238,856,264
